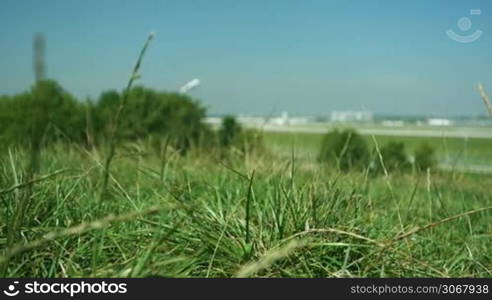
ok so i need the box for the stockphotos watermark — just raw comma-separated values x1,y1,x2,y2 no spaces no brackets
446,9,483,43
2,280,127,297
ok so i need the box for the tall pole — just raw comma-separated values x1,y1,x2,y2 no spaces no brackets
33,33,46,82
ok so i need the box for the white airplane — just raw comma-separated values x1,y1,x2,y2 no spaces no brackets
179,78,200,94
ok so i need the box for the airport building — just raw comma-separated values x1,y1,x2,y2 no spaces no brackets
330,111,373,123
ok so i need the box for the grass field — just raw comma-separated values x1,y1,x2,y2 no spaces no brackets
2,1,492,280
0,131,491,277
264,131,492,168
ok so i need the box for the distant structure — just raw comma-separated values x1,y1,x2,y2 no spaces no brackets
236,115,267,126
381,120,405,127
427,118,452,126
241,111,314,126
33,33,46,82
268,111,290,126
204,111,314,127
287,116,313,125
330,111,373,123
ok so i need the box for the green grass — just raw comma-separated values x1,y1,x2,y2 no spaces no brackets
264,131,492,167
1,138,491,278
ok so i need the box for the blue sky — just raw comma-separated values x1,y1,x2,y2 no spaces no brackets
1,0,492,116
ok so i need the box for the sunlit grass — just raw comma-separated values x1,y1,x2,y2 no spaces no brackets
0,139,490,277
264,131,492,167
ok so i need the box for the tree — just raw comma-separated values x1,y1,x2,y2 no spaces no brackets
318,128,370,171
372,141,411,174
219,116,242,148
0,84,211,154
414,142,437,171
93,86,209,153
0,80,85,150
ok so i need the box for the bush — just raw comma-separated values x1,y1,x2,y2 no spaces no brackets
0,93,30,149
0,80,86,150
218,116,265,156
219,116,242,148
0,83,212,155
372,141,411,174
93,86,209,154
318,128,370,171
236,128,265,155
414,142,437,171
32,80,86,144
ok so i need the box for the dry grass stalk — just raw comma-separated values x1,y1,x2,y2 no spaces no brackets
235,239,305,278
393,206,492,241
478,83,492,117
6,34,48,252
0,169,68,196
0,205,164,267
99,32,155,203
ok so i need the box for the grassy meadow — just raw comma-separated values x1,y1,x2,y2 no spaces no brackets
264,131,492,168
0,129,491,277
0,31,491,279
